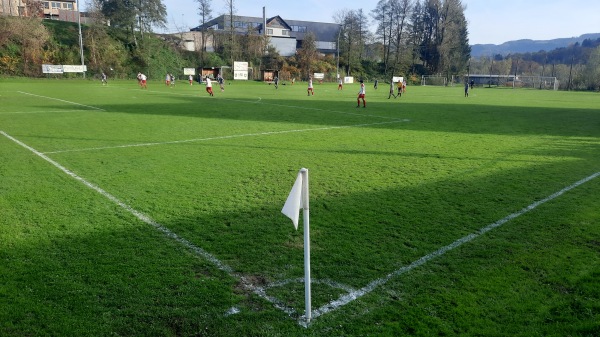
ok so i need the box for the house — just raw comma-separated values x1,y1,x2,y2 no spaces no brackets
42,0,77,19
189,13,341,57
0,0,77,18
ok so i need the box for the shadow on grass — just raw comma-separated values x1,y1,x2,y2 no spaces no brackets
19,87,600,139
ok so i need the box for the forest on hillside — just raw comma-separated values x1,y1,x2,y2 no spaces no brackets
469,38,600,91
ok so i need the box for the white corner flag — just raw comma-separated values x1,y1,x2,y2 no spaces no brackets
281,168,312,322
281,169,306,230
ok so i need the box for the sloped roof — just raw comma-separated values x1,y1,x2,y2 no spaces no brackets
266,16,292,31
191,14,340,43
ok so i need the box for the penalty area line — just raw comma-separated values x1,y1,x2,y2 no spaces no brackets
43,119,410,154
17,91,106,111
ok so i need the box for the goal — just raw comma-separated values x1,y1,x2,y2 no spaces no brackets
421,75,448,86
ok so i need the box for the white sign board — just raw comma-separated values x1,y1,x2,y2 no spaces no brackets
344,76,354,84
392,76,404,83
42,64,64,74
233,61,248,71
313,73,325,79
62,65,87,73
183,68,196,75
234,71,248,80
233,61,248,80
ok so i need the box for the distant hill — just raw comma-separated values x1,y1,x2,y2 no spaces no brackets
471,33,600,57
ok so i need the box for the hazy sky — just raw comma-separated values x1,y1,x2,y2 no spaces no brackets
155,0,600,45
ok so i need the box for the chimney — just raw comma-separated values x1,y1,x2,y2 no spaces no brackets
263,6,266,36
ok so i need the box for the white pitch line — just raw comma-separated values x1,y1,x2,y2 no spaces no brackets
17,91,106,111
0,130,298,318
309,170,600,322
43,119,410,154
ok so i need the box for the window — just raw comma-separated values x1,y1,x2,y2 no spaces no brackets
234,21,255,29
44,2,49,9
51,2,60,9
281,30,289,36
266,29,273,35
291,25,307,33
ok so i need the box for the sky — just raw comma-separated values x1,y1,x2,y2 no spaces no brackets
153,0,600,45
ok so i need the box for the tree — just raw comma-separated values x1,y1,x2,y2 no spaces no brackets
438,0,470,77
372,0,393,69
223,0,238,67
583,46,600,91
99,0,166,47
372,0,413,77
0,16,50,76
297,32,318,78
196,0,211,67
84,0,128,75
336,9,368,77
390,0,413,76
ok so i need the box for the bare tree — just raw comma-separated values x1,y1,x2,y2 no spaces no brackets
297,32,318,78
223,0,236,67
196,0,211,67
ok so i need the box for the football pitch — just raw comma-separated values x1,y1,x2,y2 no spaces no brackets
1,78,599,336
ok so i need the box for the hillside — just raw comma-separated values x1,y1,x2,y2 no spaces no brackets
471,33,600,57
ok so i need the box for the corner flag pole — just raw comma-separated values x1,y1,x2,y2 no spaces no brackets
281,168,311,322
300,168,311,322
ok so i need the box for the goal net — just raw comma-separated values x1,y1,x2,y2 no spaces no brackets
498,76,559,90
421,75,447,86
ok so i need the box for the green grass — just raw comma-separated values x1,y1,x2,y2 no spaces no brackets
1,78,599,336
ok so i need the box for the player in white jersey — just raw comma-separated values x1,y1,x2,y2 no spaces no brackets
357,80,366,108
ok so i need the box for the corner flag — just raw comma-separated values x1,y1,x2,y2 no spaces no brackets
281,168,312,322
281,169,306,230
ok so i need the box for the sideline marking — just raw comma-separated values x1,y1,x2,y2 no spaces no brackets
5,129,598,326
309,170,600,322
17,91,106,111
43,119,410,154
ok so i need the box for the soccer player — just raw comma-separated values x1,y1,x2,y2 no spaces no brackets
357,80,366,108
388,80,396,99
205,76,214,96
307,76,314,96
140,73,147,89
217,74,225,92
101,72,107,86
338,77,343,90
189,74,193,86
165,73,170,86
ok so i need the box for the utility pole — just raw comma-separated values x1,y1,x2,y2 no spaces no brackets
336,25,341,80
77,0,85,78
